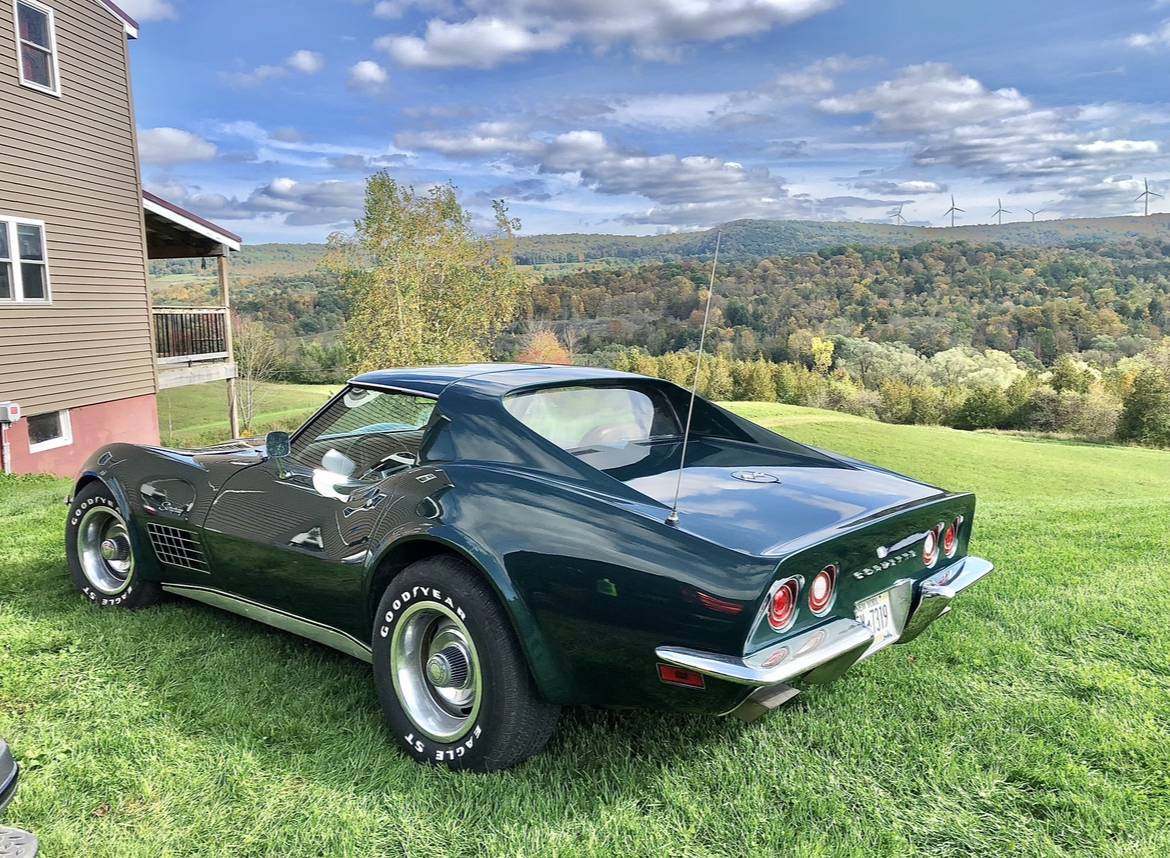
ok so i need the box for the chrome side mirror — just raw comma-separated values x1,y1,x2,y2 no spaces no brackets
265,431,291,459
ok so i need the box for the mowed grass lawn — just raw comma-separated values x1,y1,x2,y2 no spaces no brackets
2,402,1170,856
157,381,338,448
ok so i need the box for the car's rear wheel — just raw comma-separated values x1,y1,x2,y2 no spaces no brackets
65,483,160,609
372,555,559,771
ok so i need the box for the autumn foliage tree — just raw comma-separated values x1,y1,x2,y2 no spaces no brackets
516,330,571,364
329,173,526,371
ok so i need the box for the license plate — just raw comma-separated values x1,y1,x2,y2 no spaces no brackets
855,590,898,655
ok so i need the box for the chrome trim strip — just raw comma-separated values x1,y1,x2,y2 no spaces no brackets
161,584,373,663
898,555,994,644
656,618,874,686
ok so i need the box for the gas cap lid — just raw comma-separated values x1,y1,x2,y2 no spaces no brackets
731,471,780,484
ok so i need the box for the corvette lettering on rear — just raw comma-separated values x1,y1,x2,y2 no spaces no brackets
853,548,917,580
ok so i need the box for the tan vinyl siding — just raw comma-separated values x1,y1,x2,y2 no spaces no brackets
0,0,156,416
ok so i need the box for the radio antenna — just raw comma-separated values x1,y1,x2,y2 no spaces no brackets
667,230,721,526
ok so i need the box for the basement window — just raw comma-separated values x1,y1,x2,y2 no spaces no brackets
27,409,72,453
0,218,51,302
15,0,60,95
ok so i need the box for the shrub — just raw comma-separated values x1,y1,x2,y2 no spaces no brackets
953,386,1010,430
516,330,570,365
1117,368,1170,446
877,379,914,424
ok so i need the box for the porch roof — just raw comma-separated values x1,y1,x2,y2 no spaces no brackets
143,191,243,260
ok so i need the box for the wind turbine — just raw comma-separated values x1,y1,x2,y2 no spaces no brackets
943,195,964,227
992,198,1011,226
1025,208,1045,222
1136,178,1162,216
889,203,907,225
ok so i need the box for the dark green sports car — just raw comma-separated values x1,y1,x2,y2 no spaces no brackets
66,364,993,770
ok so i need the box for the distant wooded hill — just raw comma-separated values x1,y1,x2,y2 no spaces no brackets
148,213,1170,278
146,215,1170,369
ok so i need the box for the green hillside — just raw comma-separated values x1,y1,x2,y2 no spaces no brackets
511,214,1170,265
3,403,1168,855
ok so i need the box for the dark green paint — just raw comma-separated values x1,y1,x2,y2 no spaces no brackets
72,365,980,715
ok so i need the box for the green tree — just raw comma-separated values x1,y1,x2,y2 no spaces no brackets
1050,355,1093,393
706,354,735,400
733,357,776,401
811,336,835,374
330,174,525,371
954,386,1010,430
1117,368,1170,446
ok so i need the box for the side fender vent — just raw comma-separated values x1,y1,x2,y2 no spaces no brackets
147,523,208,573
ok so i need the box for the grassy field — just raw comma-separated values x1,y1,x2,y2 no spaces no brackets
2,403,1169,856
157,381,337,448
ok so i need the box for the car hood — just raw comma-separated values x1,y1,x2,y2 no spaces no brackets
580,438,943,556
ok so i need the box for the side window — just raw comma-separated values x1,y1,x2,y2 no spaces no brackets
0,219,50,302
290,387,435,475
15,0,60,95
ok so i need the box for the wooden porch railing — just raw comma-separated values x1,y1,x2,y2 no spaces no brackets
152,307,230,364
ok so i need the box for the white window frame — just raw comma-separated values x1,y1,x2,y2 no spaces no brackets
12,0,61,97
27,408,72,454
0,216,52,303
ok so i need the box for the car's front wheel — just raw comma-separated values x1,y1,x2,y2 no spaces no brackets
65,483,160,609
372,556,559,771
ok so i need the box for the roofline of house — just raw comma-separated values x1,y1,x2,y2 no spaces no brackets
143,190,243,252
97,0,139,39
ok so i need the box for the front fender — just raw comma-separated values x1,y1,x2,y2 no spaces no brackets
69,447,161,581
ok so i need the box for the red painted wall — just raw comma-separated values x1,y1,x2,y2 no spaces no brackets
2,394,159,478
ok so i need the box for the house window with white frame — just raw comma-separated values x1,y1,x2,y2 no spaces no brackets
27,409,72,453
0,218,51,302
15,0,60,94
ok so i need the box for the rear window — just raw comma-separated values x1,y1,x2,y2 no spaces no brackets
504,385,681,451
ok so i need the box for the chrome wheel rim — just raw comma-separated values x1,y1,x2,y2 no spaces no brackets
76,506,134,596
390,601,482,742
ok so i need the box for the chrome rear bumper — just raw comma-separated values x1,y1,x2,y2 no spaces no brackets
655,556,994,693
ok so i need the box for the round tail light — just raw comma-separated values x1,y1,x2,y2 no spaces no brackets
922,525,941,568
767,577,801,631
943,518,960,559
808,565,836,615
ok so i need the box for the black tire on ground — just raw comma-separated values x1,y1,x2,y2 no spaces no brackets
65,482,160,610
372,555,559,772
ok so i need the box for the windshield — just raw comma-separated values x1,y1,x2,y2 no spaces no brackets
504,385,682,451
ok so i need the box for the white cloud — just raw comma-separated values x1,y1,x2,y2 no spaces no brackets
224,50,326,87
1077,139,1160,155
397,125,830,226
373,0,455,19
821,64,1170,215
1127,20,1170,49
217,121,408,169
287,50,325,74
378,0,839,69
115,0,176,22
150,178,366,227
819,63,1030,134
138,127,217,164
223,64,288,88
565,55,871,133
852,179,946,195
397,121,543,156
379,17,567,69
349,60,389,91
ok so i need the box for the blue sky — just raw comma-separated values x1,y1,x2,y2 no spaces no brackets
121,0,1170,243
